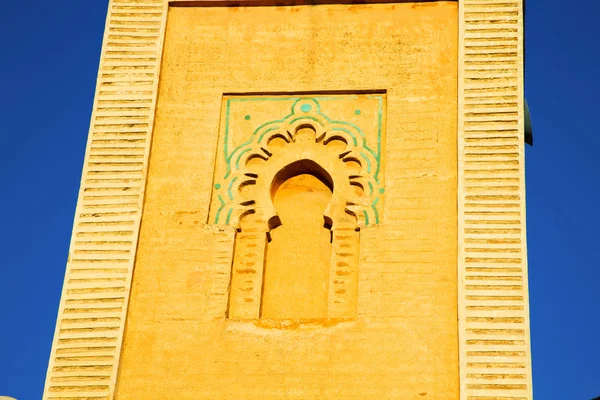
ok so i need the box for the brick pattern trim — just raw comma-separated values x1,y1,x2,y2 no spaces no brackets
457,0,534,399
42,1,168,399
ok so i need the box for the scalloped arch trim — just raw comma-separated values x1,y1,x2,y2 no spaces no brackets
211,96,385,227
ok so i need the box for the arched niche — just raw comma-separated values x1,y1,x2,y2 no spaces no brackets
227,122,368,321
262,171,333,319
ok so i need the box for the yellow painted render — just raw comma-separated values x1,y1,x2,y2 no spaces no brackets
115,3,459,399
262,173,333,319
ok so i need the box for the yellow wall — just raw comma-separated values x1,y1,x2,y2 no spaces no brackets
262,173,333,319
116,2,458,399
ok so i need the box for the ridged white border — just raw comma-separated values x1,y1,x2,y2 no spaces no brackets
42,1,168,399
458,0,533,399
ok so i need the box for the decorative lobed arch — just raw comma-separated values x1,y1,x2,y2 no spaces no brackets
212,98,383,229
218,98,383,320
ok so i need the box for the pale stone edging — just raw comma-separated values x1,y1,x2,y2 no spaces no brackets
457,0,533,399
42,1,168,399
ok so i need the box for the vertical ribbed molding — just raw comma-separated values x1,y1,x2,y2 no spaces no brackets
43,1,167,399
458,1,533,400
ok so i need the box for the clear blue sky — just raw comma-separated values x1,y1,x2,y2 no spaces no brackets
0,1,598,399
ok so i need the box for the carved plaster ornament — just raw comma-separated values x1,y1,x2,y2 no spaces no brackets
219,98,383,321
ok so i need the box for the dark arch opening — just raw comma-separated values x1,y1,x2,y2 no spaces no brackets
270,159,333,200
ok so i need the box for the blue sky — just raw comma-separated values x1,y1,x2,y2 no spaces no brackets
0,1,598,399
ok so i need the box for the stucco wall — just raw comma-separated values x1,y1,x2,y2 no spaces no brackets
115,2,458,399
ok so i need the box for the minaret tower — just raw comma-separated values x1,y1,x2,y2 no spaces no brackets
44,1,533,399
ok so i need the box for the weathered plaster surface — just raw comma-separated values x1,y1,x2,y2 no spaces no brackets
117,4,458,398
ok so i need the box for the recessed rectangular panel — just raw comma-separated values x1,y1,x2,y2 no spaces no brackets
210,93,386,321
